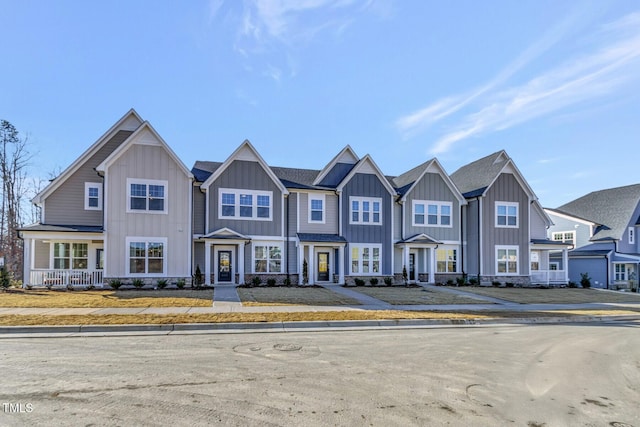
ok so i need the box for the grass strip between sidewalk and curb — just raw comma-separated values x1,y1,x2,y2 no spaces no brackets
1,309,638,326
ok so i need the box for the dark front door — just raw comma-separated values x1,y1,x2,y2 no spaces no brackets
409,253,415,281
218,251,232,282
317,252,330,282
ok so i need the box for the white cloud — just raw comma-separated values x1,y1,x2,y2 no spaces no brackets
395,10,640,155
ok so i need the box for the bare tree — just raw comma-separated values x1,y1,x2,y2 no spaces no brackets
0,120,32,280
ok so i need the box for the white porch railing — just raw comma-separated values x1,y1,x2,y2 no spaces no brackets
530,270,566,285
28,270,104,287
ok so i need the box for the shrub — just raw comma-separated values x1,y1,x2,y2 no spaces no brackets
446,279,455,286
456,276,466,286
383,277,393,286
66,284,75,291
176,278,186,289
568,281,578,288
402,266,408,284
283,277,291,286
157,279,168,289
252,276,262,286
492,281,501,287
109,279,122,290
354,277,365,286
267,278,276,287
369,277,379,286
469,277,478,286
194,265,203,287
580,272,591,288
302,259,309,285
86,284,95,291
0,267,10,290
505,282,515,288
132,278,145,289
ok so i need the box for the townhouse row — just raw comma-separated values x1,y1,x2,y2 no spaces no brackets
19,110,572,287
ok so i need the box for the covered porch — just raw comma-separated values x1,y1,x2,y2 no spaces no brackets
19,224,105,287
530,239,571,285
396,234,440,284
297,234,346,285
612,253,640,291
200,228,251,286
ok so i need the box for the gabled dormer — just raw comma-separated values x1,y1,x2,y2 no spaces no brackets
313,145,359,188
32,109,143,227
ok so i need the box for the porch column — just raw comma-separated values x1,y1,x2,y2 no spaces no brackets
308,244,315,285
238,242,245,285
338,245,345,284
423,248,428,283
562,248,569,283
23,238,32,287
299,244,304,285
402,246,409,276
430,247,437,283
204,241,212,285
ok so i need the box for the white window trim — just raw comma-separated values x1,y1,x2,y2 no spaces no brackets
218,188,273,221
349,243,382,275
435,246,458,273
125,237,168,277
308,194,325,224
252,242,283,273
412,200,453,228
495,201,519,228
629,227,635,245
84,182,102,211
349,196,382,225
496,245,519,275
549,262,560,271
51,242,90,270
126,178,168,214
552,230,576,244
614,263,628,281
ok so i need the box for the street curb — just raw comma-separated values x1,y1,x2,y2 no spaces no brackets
1,315,638,337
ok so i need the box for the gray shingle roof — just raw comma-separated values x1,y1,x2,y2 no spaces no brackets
18,224,104,233
297,233,347,243
557,184,640,241
450,150,508,197
392,159,435,197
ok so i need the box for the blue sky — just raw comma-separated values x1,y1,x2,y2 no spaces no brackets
1,0,639,209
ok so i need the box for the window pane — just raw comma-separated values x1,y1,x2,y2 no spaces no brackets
428,205,438,215
352,212,359,222
255,260,267,272
497,216,506,226
131,184,146,197
415,214,424,224
148,259,163,274
373,202,380,212
54,243,70,257
351,247,359,273
497,205,506,215
311,199,322,210
269,246,281,259
497,249,506,260
88,197,99,207
130,258,146,274
88,187,99,197
149,185,164,198
373,212,380,223
352,200,359,211
240,206,252,217
257,195,269,206
254,246,266,259
441,205,451,215
240,194,252,206
222,206,235,217
222,193,235,205
363,212,370,222
441,215,450,226
415,204,424,214
362,201,369,212
131,197,146,210
72,243,88,258
148,243,163,258
149,198,164,211
269,260,281,273
428,214,438,225
507,206,517,216
311,210,323,221
507,216,517,226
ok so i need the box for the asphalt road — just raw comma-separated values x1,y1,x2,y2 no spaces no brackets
1,322,639,426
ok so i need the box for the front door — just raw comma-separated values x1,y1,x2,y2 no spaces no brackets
317,252,330,282
409,253,415,281
218,251,232,282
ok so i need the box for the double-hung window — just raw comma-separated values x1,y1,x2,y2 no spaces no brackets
350,244,381,274
254,244,282,273
496,246,518,274
629,227,635,245
496,202,518,227
615,264,627,281
413,201,452,227
127,179,167,213
53,243,88,270
127,238,166,275
84,182,102,210
552,231,575,245
309,195,325,223
219,189,272,220
350,197,382,225
436,248,457,272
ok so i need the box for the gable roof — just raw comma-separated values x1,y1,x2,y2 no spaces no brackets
450,150,512,197
200,140,289,195
336,154,397,195
313,145,359,186
393,158,466,204
95,121,193,178
556,184,640,241
32,109,143,204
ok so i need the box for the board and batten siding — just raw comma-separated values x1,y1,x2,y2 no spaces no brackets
341,173,392,275
481,173,530,275
192,186,206,235
297,192,339,234
464,199,481,275
288,193,298,232
44,130,133,226
530,207,548,240
104,142,191,277
207,160,282,237
403,172,460,241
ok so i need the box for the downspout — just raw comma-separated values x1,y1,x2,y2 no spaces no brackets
605,252,610,290
460,203,465,279
286,194,290,282
476,197,481,284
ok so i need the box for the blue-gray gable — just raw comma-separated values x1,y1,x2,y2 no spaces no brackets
208,160,282,236
546,212,592,249
318,162,355,188
341,173,392,274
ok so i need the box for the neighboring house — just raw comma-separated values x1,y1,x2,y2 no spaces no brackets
450,151,571,285
391,158,467,284
545,184,640,289
20,110,193,287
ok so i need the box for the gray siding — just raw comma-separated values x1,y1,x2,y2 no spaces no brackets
465,199,480,275
547,212,592,248
569,257,607,288
342,173,392,275
298,192,339,234
403,172,460,241
207,160,283,236
287,240,298,275
288,193,298,232
193,186,206,235
193,241,205,272
45,130,132,226
530,207,547,240
34,240,49,269
618,202,640,253
482,173,530,275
